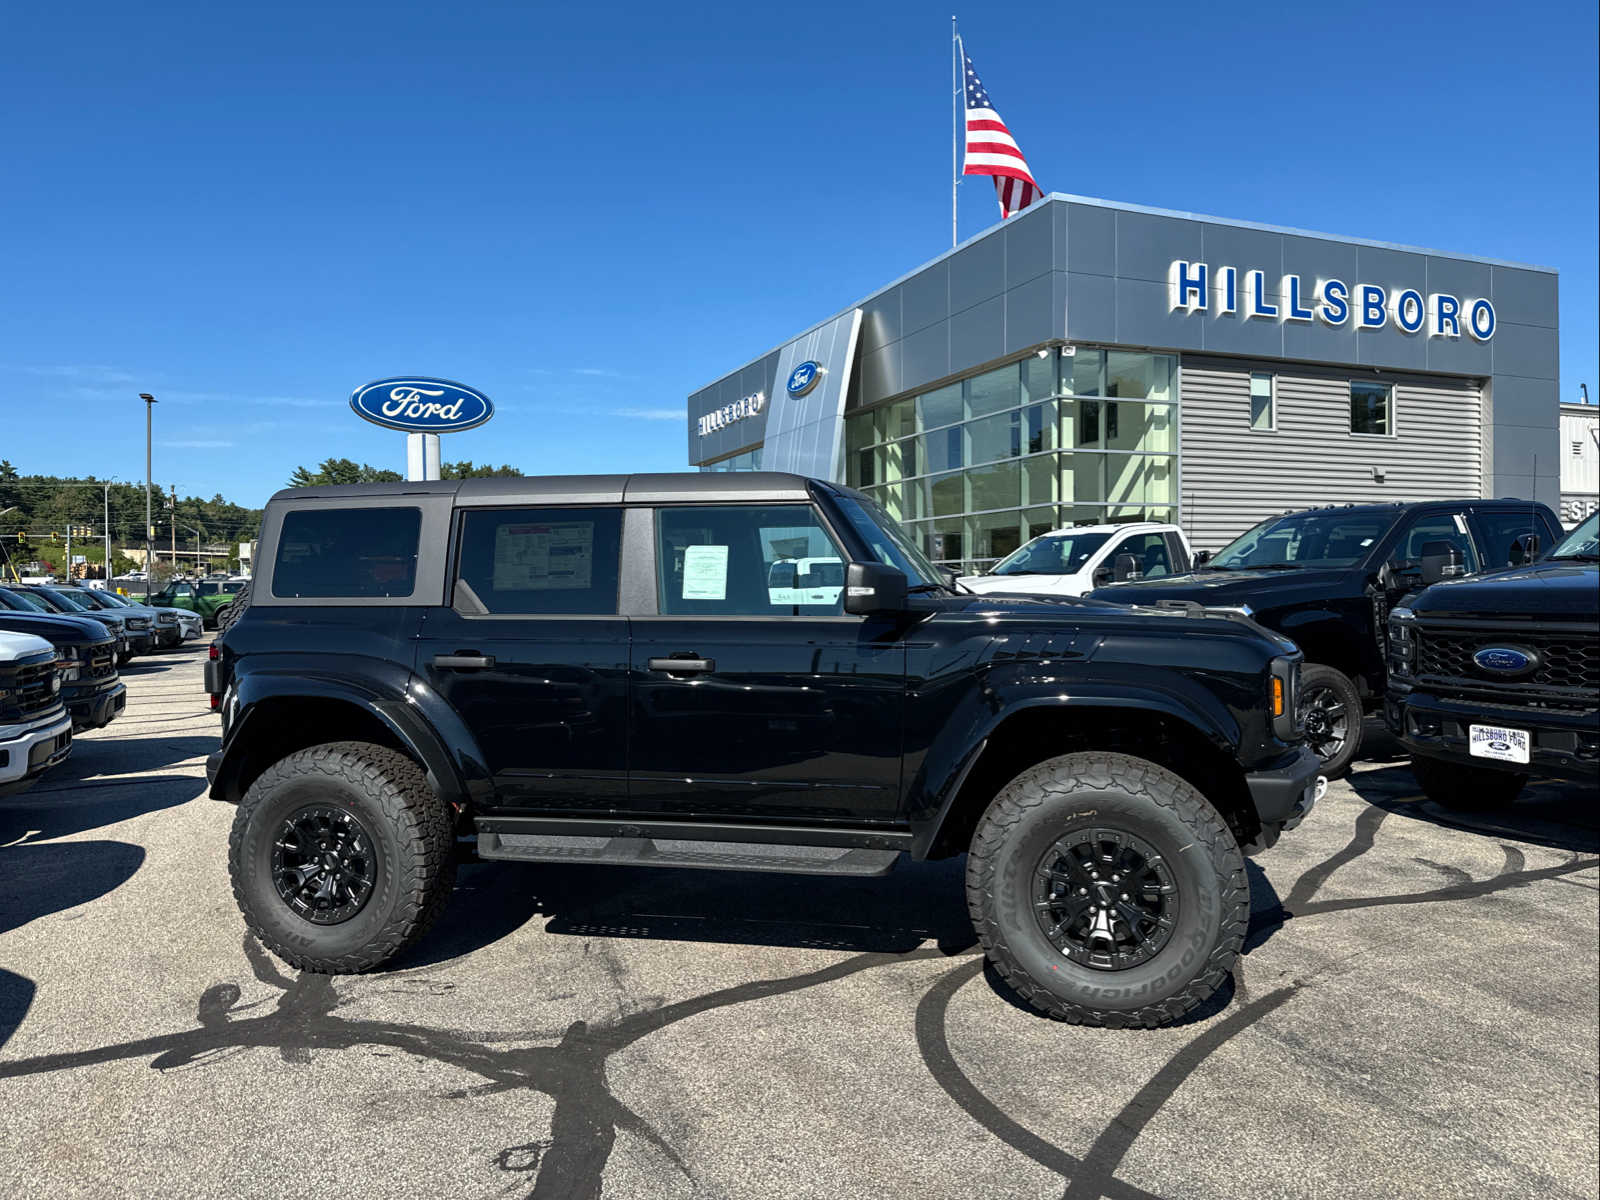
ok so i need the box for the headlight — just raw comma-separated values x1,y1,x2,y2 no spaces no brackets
1388,607,1415,673
55,650,82,682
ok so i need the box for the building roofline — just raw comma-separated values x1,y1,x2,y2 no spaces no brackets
690,193,1557,396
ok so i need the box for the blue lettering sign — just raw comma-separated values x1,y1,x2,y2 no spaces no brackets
1247,270,1278,319
1215,266,1238,315
1468,298,1496,341
1285,275,1313,322
1168,260,1208,312
1318,279,1350,326
1359,285,1387,329
1392,288,1426,334
1430,293,1461,337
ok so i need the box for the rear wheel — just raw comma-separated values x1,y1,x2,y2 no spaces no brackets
966,752,1247,1028
214,585,249,635
1301,664,1363,778
1410,754,1528,809
229,741,456,972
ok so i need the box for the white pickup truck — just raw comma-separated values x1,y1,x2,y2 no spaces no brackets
0,630,73,796
958,522,1193,597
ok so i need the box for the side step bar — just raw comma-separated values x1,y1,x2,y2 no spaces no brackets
476,831,901,877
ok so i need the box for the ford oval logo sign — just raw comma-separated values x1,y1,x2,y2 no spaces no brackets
350,377,494,433
1473,646,1537,676
786,360,821,397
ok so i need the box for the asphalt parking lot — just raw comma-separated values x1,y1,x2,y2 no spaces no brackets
2,642,1596,1200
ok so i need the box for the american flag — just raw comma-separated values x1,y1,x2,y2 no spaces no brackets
961,48,1041,219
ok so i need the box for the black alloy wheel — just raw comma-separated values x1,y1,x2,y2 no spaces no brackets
271,805,378,924
1032,828,1179,970
1302,685,1349,762
1298,664,1364,778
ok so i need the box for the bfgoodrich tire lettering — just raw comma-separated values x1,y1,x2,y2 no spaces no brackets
966,752,1247,1028
229,741,456,972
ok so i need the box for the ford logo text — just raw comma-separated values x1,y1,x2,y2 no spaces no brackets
787,361,822,396
1472,646,1537,676
350,377,495,433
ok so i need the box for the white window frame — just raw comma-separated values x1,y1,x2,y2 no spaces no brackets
1248,372,1276,433
1348,380,1398,439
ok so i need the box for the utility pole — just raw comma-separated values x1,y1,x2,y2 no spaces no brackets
65,523,71,579
140,393,156,597
170,483,178,575
104,480,112,584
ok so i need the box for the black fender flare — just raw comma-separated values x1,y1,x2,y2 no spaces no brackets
908,683,1239,859
209,670,477,810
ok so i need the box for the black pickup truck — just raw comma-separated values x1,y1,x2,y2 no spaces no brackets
204,472,1321,1028
1091,499,1563,776
1386,510,1599,804
0,598,125,731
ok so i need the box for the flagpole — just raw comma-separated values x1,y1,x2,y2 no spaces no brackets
951,17,959,249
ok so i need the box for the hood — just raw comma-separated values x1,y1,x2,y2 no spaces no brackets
1089,567,1354,611
0,611,117,646
0,630,55,661
1408,560,1599,618
959,573,1079,595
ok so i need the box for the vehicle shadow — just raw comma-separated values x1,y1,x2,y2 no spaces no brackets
37,733,218,785
392,854,978,973
0,968,35,1052
0,773,205,843
1347,764,1600,854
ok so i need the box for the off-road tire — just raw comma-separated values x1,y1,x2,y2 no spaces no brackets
1410,754,1528,809
966,751,1247,1028
1301,664,1364,779
214,585,249,636
229,741,456,972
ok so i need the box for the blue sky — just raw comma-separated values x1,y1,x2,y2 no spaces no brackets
3,0,1595,508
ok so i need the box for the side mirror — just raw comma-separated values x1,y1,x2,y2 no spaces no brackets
1418,540,1465,585
1192,549,1213,567
843,561,908,615
1092,566,1114,587
1113,553,1143,583
768,563,798,589
1509,534,1540,565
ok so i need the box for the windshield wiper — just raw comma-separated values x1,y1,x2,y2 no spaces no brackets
995,568,1045,575
1552,552,1600,562
1238,563,1307,571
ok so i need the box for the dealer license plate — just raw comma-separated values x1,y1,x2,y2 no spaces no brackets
1469,724,1530,765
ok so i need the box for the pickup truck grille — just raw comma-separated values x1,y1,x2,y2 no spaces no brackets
85,645,117,680
0,659,60,724
124,616,152,631
1413,621,1599,711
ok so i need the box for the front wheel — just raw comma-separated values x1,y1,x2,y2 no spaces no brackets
229,741,456,972
1410,754,1528,809
966,752,1248,1028
1300,664,1364,778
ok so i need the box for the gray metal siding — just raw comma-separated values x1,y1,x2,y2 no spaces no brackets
1178,357,1483,551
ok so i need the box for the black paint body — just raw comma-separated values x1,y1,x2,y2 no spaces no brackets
208,474,1319,857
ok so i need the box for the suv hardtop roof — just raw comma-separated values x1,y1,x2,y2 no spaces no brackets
1281,499,1548,517
269,472,830,506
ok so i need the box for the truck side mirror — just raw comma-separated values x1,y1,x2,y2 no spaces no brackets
1509,534,1540,565
843,562,908,615
1113,553,1143,583
768,563,797,589
1092,565,1113,587
1192,548,1212,567
1418,540,1465,585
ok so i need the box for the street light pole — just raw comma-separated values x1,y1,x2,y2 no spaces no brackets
104,480,112,585
140,393,156,596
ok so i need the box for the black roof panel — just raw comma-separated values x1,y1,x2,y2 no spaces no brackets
269,472,816,507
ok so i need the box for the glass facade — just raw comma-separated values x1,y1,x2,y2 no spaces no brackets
843,349,1179,573
700,447,764,472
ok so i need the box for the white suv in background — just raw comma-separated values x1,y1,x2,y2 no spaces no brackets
0,630,73,796
958,523,1193,597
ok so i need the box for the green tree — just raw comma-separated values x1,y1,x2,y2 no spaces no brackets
286,458,405,487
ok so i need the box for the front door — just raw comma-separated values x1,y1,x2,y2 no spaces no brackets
415,505,630,814
626,502,905,824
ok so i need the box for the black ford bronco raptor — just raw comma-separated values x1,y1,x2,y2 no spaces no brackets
206,473,1321,1027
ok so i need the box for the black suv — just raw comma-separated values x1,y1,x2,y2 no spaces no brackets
1090,499,1563,776
205,473,1320,1028
1386,511,1599,805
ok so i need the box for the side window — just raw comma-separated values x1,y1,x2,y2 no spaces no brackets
1473,509,1547,568
1394,512,1479,572
656,505,846,616
271,507,422,598
1164,531,1190,571
1116,532,1174,578
454,507,622,614
173,583,193,598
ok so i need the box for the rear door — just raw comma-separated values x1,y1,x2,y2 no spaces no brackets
625,501,905,823
415,505,630,814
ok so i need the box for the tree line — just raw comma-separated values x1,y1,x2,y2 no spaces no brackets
285,458,522,486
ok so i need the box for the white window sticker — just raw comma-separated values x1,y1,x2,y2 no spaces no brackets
681,545,729,600
493,522,594,591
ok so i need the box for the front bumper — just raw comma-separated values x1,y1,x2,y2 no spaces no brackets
0,709,73,795
1242,745,1324,853
63,678,127,731
1385,684,1600,783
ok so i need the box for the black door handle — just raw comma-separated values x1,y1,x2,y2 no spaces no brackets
433,653,495,669
647,656,716,674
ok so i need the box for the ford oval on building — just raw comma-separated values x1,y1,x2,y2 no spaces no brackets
350,377,495,433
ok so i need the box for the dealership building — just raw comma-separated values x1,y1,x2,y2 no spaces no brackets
686,194,1563,571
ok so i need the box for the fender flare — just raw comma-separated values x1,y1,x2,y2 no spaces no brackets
209,672,471,808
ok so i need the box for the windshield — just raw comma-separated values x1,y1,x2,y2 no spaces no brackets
95,591,134,607
832,494,945,588
990,530,1111,576
0,588,52,613
37,587,93,611
1549,512,1600,559
1210,510,1394,570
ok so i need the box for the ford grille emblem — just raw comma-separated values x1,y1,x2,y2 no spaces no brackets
350,377,494,434
1472,646,1537,676
786,360,822,397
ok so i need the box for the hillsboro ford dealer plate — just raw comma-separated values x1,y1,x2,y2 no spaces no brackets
1469,724,1531,765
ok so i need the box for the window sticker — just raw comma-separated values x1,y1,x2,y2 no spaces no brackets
493,522,594,591
681,545,729,600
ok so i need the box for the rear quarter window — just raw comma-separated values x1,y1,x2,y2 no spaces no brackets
271,507,423,598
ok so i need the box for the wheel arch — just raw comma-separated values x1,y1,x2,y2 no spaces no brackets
913,699,1258,860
